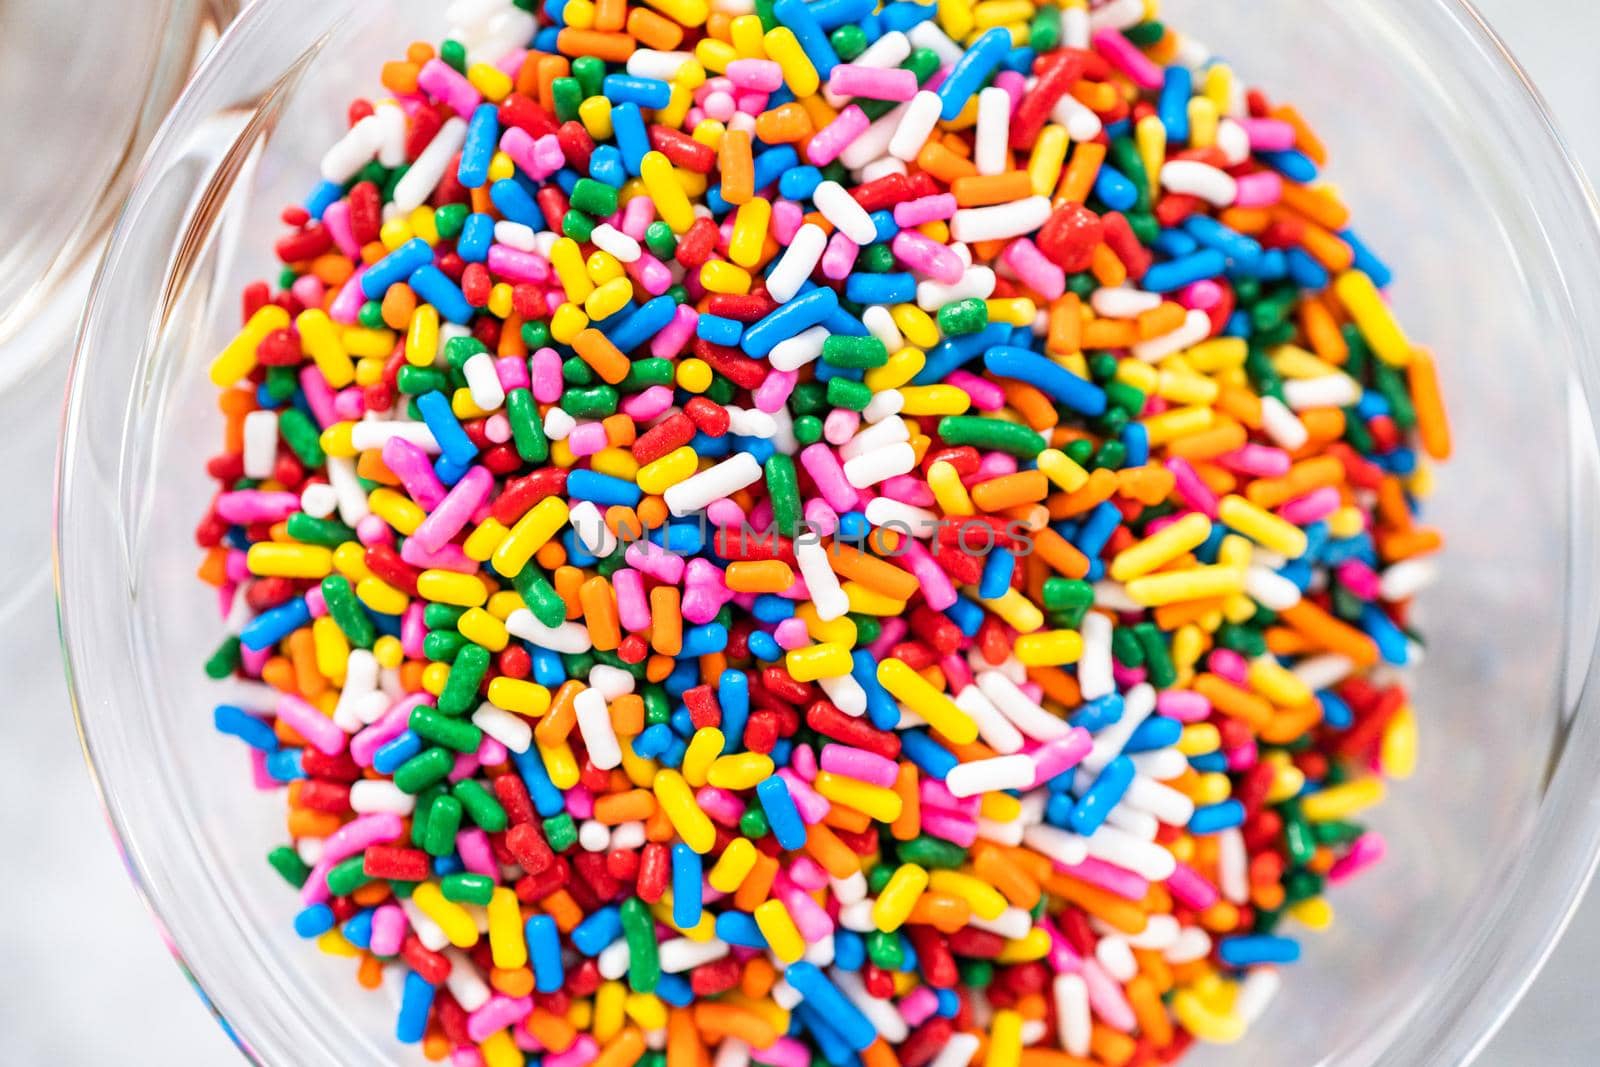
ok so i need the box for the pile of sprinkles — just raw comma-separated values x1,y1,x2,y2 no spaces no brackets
197,0,1454,1063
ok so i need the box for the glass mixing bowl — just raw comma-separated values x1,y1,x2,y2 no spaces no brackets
54,0,1600,1063
0,0,235,625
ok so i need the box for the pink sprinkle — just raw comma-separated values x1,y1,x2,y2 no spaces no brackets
1156,689,1211,723
486,245,551,284
1234,170,1284,208
1208,647,1250,684
918,808,978,847
806,104,870,166
418,59,482,116
1082,959,1138,1032
828,64,919,102
1058,856,1149,901
946,370,1007,410
893,193,958,227
1029,728,1094,786
1091,29,1163,90
1237,117,1298,152
727,58,784,91
1166,862,1221,910
1177,279,1223,311
457,829,499,878
1166,457,1219,518
820,744,899,787
621,385,675,420
1280,485,1341,526
1218,442,1292,478
1329,831,1387,883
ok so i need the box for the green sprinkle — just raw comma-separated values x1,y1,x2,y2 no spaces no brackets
434,203,469,240
286,512,354,548
411,706,483,752
321,575,376,648
442,872,497,905
562,209,596,242
826,377,872,412
552,77,583,122
205,636,242,679
507,389,549,463
440,39,468,72
821,335,888,369
865,930,904,969
896,835,969,869
454,778,508,832
936,415,1047,457
572,55,605,100
765,454,801,537
936,297,988,336
438,644,489,715
395,747,454,794
268,845,310,887
563,385,620,418
571,178,620,217
644,221,677,260
423,795,464,856
621,897,660,993
326,855,371,897
424,629,467,662
543,813,578,852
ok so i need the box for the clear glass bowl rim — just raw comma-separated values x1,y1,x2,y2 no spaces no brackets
52,0,1600,1064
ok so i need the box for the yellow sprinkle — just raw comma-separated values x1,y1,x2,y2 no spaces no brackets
417,569,488,607
1218,494,1308,558
641,151,696,232
210,305,289,385
406,304,440,366
871,863,929,932
682,727,725,788
1334,270,1412,367
654,768,716,853
708,837,760,893
1014,629,1083,666
707,753,775,792
1300,777,1385,822
1381,704,1417,780
1125,565,1243,606
368,487,426,535
785,642,853,681
928,870,1007,920
311,616,349,681
487,887,528,969
247,542,333,579
984,1009,1023,1067
488,677,552,717
878,659,977,744
296,309,354,388
753,899,806,963
762,27,819,96
492,497,570,578
1172,988,1244,1044
975,589,1041,635
1109,512,1212,582
413,882,479,948
458,606,510,652
928,460,974,516
813,771,903,823
865,346,926,391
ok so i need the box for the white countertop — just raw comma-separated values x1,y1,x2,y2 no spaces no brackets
1,0,1596,1061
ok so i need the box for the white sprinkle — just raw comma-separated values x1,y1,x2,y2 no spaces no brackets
1021,823,1088,866
946,754,1035,797
462,352,506,411
1245,565,1303,611
888,90,944,161
659,937,729,973
1076,611,1115,700
974,88,1011,176
473,702,533,753
1083,823,1176,880
976,669,1071,741
955,685,1024,754
1090,287,1162,319
579,819,613,852
350,419,440,453
1131,307,1211,362
392,117,469,214
320,114,383,184
505,610,593,654
950,196,1052,243
575,686,622,769
300,481,338,519
1380,558,1437,601
794,538,849,621
591,223,642,263
1161,159,1238,206
766,224,829,304
1261,395,1310,449
813,180,877,244
916,265,997,311
569,500,618,558
1283,374,1362,411
242,410,279,479
843,441,916,488
351,779,416,815
1055,974,1091,1056
769,324,830,372
663,452,763,516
